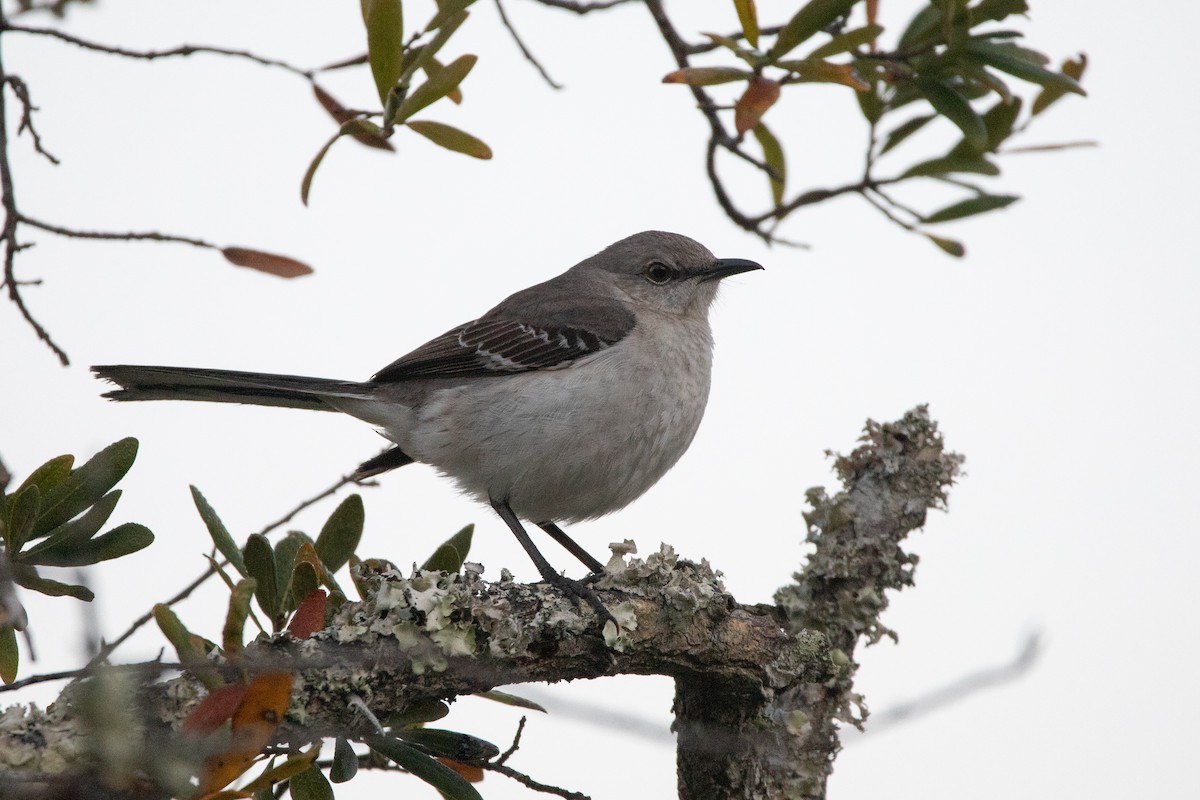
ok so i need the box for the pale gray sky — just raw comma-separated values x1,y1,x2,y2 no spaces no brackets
2,1,1196,798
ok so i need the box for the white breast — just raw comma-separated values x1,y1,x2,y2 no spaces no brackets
396,314,715,523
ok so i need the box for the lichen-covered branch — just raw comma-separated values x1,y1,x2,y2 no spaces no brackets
0,407,960,800
765,405,964,798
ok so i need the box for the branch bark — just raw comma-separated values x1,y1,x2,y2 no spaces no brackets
0,406,961,800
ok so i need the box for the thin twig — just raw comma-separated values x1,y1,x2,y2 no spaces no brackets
484,761,592,800
496,715,526,765
495,0,563,90
4,75,57,164
19,215,217,248
528,0,633,12
0,31,69,364
2,23,315,81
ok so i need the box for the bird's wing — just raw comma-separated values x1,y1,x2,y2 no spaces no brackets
371,317,630,382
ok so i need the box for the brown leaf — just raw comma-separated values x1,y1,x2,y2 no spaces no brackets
197,672,294,795
221,247,313,279
286,589,327,640
437,757,485,783
312,85,394,151
734,77,781,135
182,684,248,737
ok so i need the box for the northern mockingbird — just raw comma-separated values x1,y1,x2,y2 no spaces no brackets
94,231,761,614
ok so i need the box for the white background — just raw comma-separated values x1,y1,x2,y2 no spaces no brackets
2,1,1197,798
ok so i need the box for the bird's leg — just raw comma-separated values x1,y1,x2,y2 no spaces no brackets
490,499,616,628
535,521,607,575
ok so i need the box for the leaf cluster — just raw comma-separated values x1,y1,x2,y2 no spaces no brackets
159,489,526,799
0,438,153,682
303,0,491,204
665,0,1087,253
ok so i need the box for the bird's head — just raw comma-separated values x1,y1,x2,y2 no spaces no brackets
583,230,763,317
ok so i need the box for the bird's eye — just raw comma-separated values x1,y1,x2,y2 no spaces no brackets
645,261,674,285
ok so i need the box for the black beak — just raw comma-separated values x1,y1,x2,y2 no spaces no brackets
701,257,764,282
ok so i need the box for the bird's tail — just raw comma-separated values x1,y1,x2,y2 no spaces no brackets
91,365,374,412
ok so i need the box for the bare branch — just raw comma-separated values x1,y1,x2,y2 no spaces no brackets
526,0,635,13
3,75,57,164
1,23,315,81
495,0,564,90
0,38,68,364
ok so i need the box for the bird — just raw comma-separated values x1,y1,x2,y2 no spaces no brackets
93,231,762,616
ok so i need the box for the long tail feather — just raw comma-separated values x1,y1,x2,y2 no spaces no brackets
91,365,373,412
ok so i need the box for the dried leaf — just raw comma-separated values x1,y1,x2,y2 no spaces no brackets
312,84,395,151
182,684,248,736
197,672,294,795
662,66,754,86
221,247,313,279
735,76,781,134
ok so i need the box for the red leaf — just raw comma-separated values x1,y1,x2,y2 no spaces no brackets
735,77,782,135
182,684,248,736
221,247,313,279
286,589,328,640
437,757,485,783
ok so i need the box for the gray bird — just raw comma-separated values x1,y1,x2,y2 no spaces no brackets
94,231,761,613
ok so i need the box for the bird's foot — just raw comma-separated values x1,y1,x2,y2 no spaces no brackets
543,572,618,631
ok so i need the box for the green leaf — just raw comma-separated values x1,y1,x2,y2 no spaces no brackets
807,23,883,59
315,495,364,573
154,603,222,688
394,54,477,124
421,524,474,573
301,119,384,206
330,736,359,783
21,490,121,564
475,689,547,713
11,454,73,500
405,121,492,159
751,123,786,207
925,234,966,257
34,438,137,538
923,193,1019,223
362,0,405,105
1032,54,1087,116
965,40,1086,95
243,534,279,622
700,32,759,65
879,114,935,156
662,66,754,86
398,10,470,87
13,565,93,601
191,486,246,576
289,559,321,610
980,96,1021,151
898,5,942,51
24,522,152,568
427,0,476,33
0,626,19,684
365,735,483,800
273,532,310,611
222,578,257,659
288,764,334,800
970,0,1030,26
733,0,759,49
388,698,451,727
902,153,1000,178
5,485,40,553
396,728,500,762
916,78,987,152
855,84,883,123
770,0,858,61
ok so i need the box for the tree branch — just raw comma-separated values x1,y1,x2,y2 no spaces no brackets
0,407,960,800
